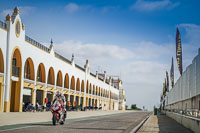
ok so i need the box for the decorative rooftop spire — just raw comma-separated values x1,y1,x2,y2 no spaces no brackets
6,14,11,21
14,7,19,14
72,53,74,59
50,38,53,45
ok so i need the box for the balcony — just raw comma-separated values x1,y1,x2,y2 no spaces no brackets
12,65,20,77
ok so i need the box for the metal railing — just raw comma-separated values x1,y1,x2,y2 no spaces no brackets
90,72,96,78
75,64,85,71
167,109,200,119
0,21,7,29
12,65,19,77
25,35,49,52
55,52,71,64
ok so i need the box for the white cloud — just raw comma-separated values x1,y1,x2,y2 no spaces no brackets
52,40,173,110
51,24,199,110
130,0,180,12
178,23,200,45
1,6,35,17
65,3,79,13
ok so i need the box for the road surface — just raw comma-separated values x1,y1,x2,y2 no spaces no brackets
1,111,150,133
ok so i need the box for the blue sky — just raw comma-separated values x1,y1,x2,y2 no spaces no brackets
0,0,200,110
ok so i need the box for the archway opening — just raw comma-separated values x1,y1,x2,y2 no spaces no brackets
76,78,80,91
0,49,4,73
10,48,22,112
81,80,84,92
86,80,89,93
36,63,45,83
56,70,63,87
24,58,34,80
89,83,92,94
71,76,75,90
93,85,95,95
64,74,69,89
47,67,55,85
0,49,4,112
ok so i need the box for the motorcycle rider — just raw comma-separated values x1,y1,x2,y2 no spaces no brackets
52,91,66,122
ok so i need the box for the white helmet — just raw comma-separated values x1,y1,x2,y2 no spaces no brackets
56,91,61,97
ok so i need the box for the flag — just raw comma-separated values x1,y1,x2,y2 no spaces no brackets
166,71,169,92
170,57,174,88
176,28,183,75
163,82,165,96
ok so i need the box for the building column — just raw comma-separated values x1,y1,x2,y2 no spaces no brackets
78,96,81,106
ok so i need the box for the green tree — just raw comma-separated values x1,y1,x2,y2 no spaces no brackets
131,104,137,109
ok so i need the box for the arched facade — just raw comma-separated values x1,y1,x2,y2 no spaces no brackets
36,63,45,83
81,80,84,92
0,49,4,73
76,78,80,91
64,73,69,89
10,48,22,112
0,8,122,112
0,49,4,112
24,57,34,80
71,76,75,90
56,70,63,87
86,80,89,93
47,67,55,85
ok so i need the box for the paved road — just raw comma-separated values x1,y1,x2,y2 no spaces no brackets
1,112,150,133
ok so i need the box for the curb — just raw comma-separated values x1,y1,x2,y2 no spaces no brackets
129,113,152,133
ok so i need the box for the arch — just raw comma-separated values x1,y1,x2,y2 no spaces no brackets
86,80,89,93
56,70,63,87
76,78,80,91
89,83,92,94
24,57,34,80
71,76,75,90
99,87,100,96
36,63,45,83
10,48,22,112
96,86,98,95
64,73,69,88
0,49,4,73
0,49,4,112
81,80,84,92
93,85,95,95
47,67,55,85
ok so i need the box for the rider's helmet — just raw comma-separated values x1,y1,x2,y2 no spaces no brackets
56,91,61,97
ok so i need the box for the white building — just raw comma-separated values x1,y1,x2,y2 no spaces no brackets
0,7,124,112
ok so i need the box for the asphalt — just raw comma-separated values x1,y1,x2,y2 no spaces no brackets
137,114,193,133
0,111,150,133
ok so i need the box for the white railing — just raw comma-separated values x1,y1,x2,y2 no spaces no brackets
24,78,35,84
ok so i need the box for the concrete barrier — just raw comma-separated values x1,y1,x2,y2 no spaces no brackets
166,112,200,133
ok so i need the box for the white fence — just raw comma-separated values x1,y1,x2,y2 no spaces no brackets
167,49,200,105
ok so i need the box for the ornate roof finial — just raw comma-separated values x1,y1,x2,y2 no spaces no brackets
50,38,53,45
72,53,74,59
6,14,11,21
14,7,19,14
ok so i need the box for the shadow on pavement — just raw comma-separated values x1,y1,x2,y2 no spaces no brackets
157,113,193,133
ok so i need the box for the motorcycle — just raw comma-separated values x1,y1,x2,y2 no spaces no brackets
51,100,66,125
